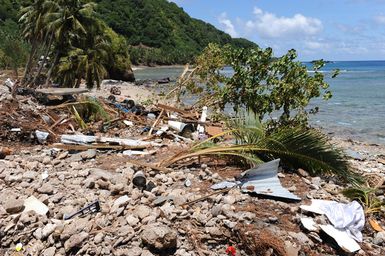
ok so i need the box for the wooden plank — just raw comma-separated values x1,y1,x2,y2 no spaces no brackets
51,143,148,151
36,88,89,96
156,103,189,115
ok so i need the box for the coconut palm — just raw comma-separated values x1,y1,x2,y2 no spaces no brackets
19,0,55,83
45,0,98,86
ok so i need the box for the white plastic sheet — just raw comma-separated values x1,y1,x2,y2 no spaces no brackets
300,199,365,242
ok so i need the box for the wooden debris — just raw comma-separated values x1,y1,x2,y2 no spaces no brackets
148,109,164,136
36,88,89,96
51,143,147,151
181,188,232,207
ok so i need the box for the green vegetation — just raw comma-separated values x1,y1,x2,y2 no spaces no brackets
343,186,385,214
0,19,29,76
1,0,257,69
173,43,337,128
0,0,134,87
95,0,257,65
162,112,360,184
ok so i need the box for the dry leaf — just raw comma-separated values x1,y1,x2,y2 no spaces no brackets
369,218,384,232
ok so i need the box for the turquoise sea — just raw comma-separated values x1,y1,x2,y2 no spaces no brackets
134,61,385,145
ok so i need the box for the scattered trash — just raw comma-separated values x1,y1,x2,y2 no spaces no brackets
123,120,134,126
225,245,236,256
211,159,301,201
300,199,364,242
15,242,23,252
63,200,100,220
184,179,192,187
23,196,49,215
41,170,49,180
196,106,208,134
110,86,121,95
35,130,49,144
133,171,147,189
61,134,160,147
300,199,365,253
11,128,22,132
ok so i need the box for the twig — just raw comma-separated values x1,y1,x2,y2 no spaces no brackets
148,109,164,136
181,188,232,207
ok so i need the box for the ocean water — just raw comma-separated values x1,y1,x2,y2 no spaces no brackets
134,61,385,145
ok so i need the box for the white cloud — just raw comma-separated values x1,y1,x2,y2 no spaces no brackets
305,41,327,50
245,7,323,39
374,14,385,24
218,13,238,37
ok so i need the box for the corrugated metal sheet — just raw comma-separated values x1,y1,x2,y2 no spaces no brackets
239,159,301,201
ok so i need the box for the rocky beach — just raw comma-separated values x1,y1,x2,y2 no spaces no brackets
1,77,385,256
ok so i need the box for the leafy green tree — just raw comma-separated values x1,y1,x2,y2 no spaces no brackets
0,19,29,77
180,43,335,128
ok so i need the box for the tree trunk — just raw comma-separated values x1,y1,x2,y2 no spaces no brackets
45,51,60,87
22,40,38,85
33,34,54,85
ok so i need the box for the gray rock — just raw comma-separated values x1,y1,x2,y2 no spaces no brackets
94,233,104,244
64,232,89,252
61,218,89,241
23,171,38,180
81,149,97,160
141,224,177,251
42,223,56,239
134,205,151,219
111,195,130,212
141,249,155,256
126,215,140,226
125,247,142,256
41,247,56,256
373,231,385,245
205,226,222,236
222,195,236,205
4,198,25,214
297,168,309,177
288,231,313,246
37,183,54,194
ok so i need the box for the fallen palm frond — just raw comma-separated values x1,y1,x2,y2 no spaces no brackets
162,112,361,184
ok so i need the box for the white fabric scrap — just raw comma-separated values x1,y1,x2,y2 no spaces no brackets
300,199,365,242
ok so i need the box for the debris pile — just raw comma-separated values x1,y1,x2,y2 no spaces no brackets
1,78,385,255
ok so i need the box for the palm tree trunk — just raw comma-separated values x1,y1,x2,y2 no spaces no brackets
22,39,38,85
45,51,60,86
33,34,54,85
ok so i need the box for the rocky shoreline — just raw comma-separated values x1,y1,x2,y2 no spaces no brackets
1,79,385,256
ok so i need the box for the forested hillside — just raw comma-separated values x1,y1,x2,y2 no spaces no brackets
0,0,257,66
95,0,256,64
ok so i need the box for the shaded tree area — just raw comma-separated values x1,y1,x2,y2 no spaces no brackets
0,0,134,87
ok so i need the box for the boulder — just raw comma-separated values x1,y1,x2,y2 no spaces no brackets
141,224,177,251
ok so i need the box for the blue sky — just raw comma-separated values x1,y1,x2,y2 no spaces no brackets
170,0,385,61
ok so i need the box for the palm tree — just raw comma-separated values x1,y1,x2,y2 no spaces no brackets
44,0,98,86
19,0,55,84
